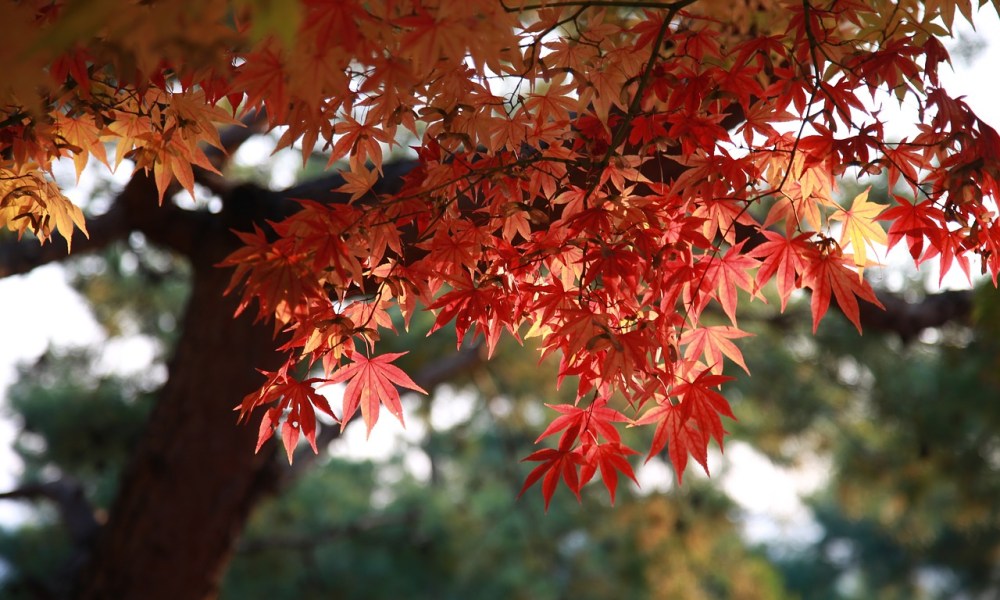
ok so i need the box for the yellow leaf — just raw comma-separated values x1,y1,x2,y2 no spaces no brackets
40,178,89,252
830,187,887,269
0,166,88,251
55,114,110,180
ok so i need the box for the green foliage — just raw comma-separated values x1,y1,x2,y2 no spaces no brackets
722,275,1000,598
6,350,153,509
68,236,191,347
224,409,784,600
0,523,74,600
0,348,155,596
0,240,188,594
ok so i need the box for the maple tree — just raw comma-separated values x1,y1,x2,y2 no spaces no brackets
4,0,1000,514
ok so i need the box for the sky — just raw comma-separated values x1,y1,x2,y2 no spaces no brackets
2,8,1000,537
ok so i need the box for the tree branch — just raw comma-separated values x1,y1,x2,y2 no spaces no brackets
0,201,129,278
0,167,223,279
0,477,100,545
861,289,974,342
237,511,418,555
280,158,418,205
752,287,977,341
103,171,218,258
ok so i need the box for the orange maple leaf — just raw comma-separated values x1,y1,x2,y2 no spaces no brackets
336,160,380,201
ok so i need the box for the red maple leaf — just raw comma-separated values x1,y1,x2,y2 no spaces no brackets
521,399,640,507
580,442,640,505
427,275,516,357
882,197,945,263
328,352,428,436
802,248,884,333
672,371,735,448
637,402,709,484
518,430,586,511
680,325,753,374
749,231,813,311
703,242,760,324
535,399,630,446
240,371,337,463
635,371,735,483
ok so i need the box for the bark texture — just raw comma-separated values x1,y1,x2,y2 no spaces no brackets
73,198,284,600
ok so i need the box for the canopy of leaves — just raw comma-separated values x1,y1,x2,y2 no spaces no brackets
5,182,1000,598
0,243,786,599
4,0,1000,505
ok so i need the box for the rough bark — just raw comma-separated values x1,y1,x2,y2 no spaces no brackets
73,190,284,600
66,162,459,599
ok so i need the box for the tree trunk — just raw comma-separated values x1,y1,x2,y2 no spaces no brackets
74,221,283,599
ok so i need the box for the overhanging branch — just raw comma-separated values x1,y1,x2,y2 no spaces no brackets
1,168,224,280
0,477,100,545
754,287,977,341
861,289,974,342
0,201,129,278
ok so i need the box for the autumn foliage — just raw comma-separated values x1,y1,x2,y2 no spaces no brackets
3,0,1000,508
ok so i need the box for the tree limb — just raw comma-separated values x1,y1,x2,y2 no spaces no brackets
861,289,974,342
237,511,418,555
0,110,270,281
0,201,129,278
0,168,230,281
278,158,418,206
0,477,100,545
752,287,977,341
